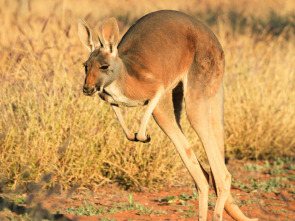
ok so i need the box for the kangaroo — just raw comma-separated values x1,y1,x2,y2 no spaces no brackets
78,10,257,221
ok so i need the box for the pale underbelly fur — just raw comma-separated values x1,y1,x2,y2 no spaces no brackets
102,80,145,107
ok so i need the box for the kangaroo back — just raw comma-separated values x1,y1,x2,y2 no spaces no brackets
118,10,223,88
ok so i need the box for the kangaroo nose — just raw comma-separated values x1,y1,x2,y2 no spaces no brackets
83,85,95,96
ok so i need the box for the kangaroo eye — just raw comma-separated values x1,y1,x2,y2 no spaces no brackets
99,65,109,70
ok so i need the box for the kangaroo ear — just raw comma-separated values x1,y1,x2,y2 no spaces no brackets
78,19,96,52
101,17,119,56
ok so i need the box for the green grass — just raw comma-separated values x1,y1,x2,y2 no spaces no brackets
233,159,295,195
233,176,295,193
270,209,293,214
236,198,256,207
12,197,26,205
180,209,197,218
243,158,294,175
1,209,32,221
61,201,106,216
157,192,199,218
58,193,166,217
157,191,198,204
208,193,217,210
100,218,116,221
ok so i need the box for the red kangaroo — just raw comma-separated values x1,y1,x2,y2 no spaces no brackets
78,10,257,221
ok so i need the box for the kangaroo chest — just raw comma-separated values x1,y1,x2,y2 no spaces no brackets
102,80,145,107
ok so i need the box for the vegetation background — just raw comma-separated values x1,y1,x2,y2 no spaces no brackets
0,0,295,192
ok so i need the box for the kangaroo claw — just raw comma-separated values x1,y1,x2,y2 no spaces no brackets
134,133,151,143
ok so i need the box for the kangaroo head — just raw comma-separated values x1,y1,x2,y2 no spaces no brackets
78,18,120,96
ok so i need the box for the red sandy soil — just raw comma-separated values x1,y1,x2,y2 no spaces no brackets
0,160,294,220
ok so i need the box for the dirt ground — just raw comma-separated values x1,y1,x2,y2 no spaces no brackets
0,160,294,220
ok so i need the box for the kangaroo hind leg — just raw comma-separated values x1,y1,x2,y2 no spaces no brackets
152,83,210,221
185,81,231,221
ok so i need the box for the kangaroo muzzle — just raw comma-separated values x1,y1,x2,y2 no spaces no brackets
83,85,96,96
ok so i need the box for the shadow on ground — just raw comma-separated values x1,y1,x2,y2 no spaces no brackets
0,196,74,221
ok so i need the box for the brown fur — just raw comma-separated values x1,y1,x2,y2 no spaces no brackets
78,10,257,221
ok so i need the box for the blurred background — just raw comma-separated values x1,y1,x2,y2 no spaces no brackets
0,0,295,191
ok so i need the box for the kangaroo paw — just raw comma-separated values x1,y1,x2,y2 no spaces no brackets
134,133,151,143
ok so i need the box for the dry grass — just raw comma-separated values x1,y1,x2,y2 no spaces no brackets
0,0,294,191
